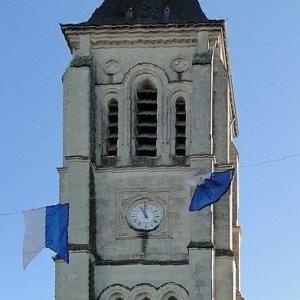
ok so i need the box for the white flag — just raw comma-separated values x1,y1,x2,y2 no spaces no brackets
23,208,46,269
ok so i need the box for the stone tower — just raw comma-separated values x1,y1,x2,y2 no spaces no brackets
56,0,244,299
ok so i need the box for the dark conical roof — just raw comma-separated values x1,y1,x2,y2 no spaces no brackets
86,0,209,26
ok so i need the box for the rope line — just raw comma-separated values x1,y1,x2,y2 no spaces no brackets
0,210,23,217
0,154,299,217
240,153,300,169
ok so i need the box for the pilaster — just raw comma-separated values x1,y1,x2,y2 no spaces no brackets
57,33,94,300
55,252,95,300
189,248,214,300
191,31,213,157
211,48,236,300
215,256,236,300
62,61,91,161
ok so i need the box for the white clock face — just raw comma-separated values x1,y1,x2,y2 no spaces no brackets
128,202,162,231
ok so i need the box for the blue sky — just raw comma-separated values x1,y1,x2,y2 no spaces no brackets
0,1,299,299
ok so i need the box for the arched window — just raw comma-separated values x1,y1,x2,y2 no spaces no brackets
107,99,119,156
136,81,157,157
168,297,178,300
175,98,186,156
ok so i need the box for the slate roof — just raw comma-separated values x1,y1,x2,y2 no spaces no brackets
84,0,210,26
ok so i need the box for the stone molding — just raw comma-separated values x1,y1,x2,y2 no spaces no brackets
70,55,92,68
187,241,214,249
95,165,191,173
215,249,234,257
215,162,235,171
92,37,197,48
98,283,189,300
115,188,173,239
64,26,224,51
192,50,212,65
96,259,188,266
53,245,98,262
65,155,90,161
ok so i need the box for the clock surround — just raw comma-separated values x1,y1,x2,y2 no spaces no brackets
115,189,173,239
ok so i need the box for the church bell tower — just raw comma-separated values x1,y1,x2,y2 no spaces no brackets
57,0,244,299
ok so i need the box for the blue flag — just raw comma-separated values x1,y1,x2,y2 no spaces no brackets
188,169,235,212
23,203,69,269
45,204,69,263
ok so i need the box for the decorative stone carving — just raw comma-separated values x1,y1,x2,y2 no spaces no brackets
104,59,121,75
192,50,212,65
171,57,190,73
91,38,197,49
99,283,189,300
70,55,92,68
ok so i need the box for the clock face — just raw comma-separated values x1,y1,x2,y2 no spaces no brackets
128,202,162,232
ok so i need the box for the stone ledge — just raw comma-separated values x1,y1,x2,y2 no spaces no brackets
187,241,214,249
215,249,234,257
65,155,90,161
192,50,212,65
70,55,92,68
95,259,189,266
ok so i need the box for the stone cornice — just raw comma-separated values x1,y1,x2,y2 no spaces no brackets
95,165,191,174
215,163,235,171
61,22,225,35
91,37,197,49
96,259,189,266
62,24,224,51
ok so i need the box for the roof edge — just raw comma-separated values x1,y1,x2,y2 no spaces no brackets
60,19,225,32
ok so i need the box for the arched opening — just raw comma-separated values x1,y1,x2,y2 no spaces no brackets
107,99,119,156
135,80,157,157
168,297,178,300
175,98,186,156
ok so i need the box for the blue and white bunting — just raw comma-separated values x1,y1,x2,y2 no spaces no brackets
188,169,235,212
22,203,69,269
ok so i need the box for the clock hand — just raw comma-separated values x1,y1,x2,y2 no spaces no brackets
144,202,148,218
140,206,147,218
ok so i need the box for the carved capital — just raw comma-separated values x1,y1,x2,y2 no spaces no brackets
192,50,212,66
70,55,92,68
